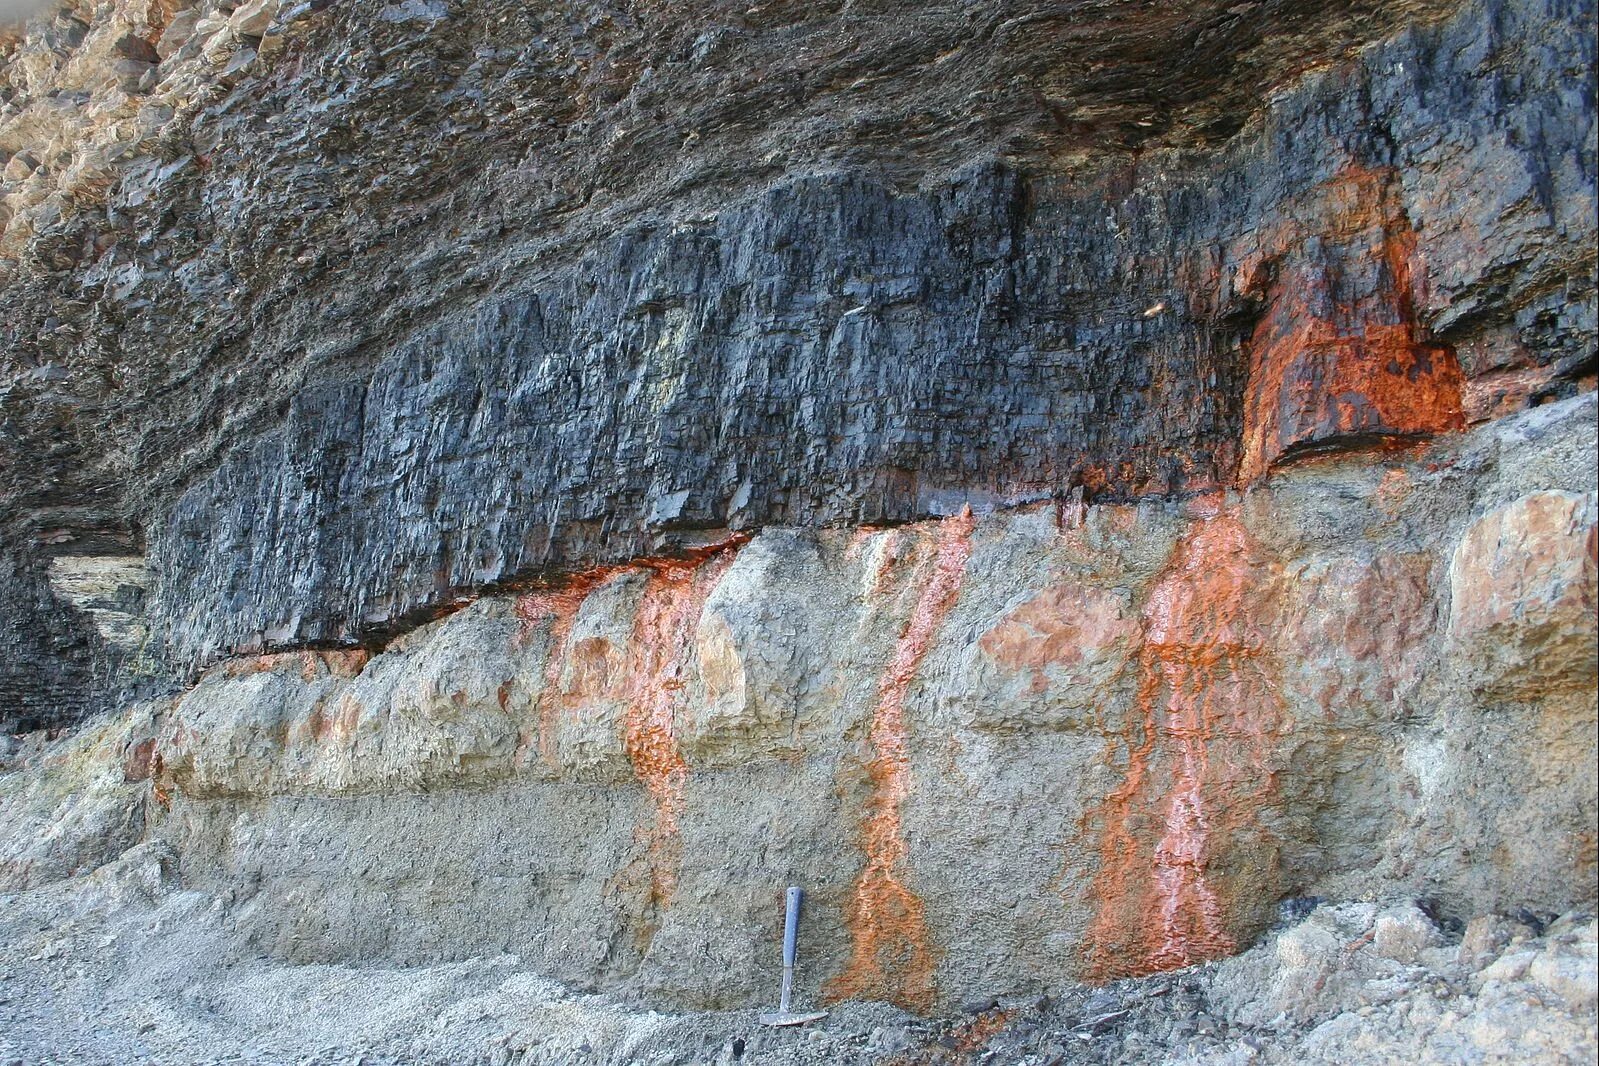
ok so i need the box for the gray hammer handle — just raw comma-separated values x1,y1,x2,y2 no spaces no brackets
778,886,801,1013
783,886,801,966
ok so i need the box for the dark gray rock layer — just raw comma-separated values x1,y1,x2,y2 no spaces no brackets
151,0,1596,664
1,0,1594,709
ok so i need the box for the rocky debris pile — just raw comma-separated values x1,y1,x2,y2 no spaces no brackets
0,843,1593,1066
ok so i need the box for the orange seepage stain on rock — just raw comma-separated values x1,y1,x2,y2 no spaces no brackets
1238,165,1465,482
949,1006,1017,1052
221,649,370,682
978,582,1138,692
619,548,739,912
1086,500,1283,979
516,572,614,767
512,542,746,936
829,508,976,1013
122,737,158,782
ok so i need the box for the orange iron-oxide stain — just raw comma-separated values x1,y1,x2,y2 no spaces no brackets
515,571,614,768
950,1005,1016,1053
829,508,977,1013
510,534,747,774
1237,165,1465,482
221,649,369,681
1085,501,1283,979
620,548,739,914
122,738,158,783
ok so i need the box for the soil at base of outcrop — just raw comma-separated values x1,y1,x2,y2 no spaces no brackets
0,842,1593,1066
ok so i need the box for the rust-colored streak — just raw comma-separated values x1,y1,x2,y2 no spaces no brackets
516,572,611,767
830,508,977,1012
304,699,329,743
1238,166,1465,482
946,1006,1017,1055
122,737,158,783
1085,502,1282,979
221,649,369,681
620,550,738,912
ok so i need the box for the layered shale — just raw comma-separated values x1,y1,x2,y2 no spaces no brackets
0,0,1595,1057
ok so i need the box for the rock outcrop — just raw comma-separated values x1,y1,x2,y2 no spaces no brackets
2,0,1594,692
7,393,1591,1015
0,0,1594,1056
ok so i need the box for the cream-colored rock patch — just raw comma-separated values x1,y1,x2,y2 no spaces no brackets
1448,489,1598,697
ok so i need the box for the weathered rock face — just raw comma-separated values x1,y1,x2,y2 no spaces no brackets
1,0,1594,694
0,545,104,730
0,0,1595,1034
8,396,1581,1013
125,0,1599,665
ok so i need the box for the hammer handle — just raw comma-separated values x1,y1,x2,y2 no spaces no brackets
783,886,802,967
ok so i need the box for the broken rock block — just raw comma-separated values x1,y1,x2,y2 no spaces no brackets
1448,489,1599,698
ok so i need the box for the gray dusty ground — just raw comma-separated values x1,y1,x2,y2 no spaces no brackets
1,842,1593,1066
